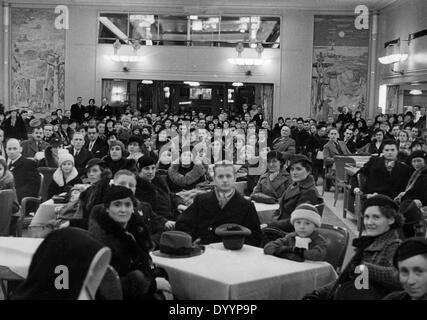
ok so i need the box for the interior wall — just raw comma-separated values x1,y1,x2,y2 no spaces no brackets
2,2,345,122
377,0,427,85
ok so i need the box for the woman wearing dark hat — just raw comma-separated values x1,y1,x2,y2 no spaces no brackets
37,137,63,167
11,228,111,300
68,158,112,230
102,140,137,175
3,106,27,140
250,150,291,204
384,237,427,300
136,155,186,221
264,155,322,232
88,185,172,300
127,135,144,161
304,194,404,300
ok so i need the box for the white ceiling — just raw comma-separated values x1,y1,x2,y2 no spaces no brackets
7,0,397,11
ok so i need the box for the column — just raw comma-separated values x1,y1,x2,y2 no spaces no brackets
367,10,379,120
2,2,10,107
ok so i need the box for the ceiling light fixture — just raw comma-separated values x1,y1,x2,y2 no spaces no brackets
184,81,200,87
227,42,270,66
141,80,153,84
232,82,244,87
410,89,423,95
378,38,408,65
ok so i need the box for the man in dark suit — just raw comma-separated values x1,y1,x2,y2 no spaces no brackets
70,96,86,124
21,125,50,158
85,126,109,159
95,97,113,120
175,161,262,246
358,139,413,199
292,118,310,154
343,127,357,154
67,132,93,174
6,138,40,202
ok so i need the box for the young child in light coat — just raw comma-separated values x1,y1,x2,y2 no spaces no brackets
264,203,327,262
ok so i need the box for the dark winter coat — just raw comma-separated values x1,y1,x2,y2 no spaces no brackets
102,155,137,176
175,190,262,246
268,175,323,232
135,175,184,220
88,205,157,300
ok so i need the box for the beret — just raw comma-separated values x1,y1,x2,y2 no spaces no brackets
137,155,157,169
362,194,399,212
407,150,427,162
393,237,427,267
289,154,312,168
103,185,133,204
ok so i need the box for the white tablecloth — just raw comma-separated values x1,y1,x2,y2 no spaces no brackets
0,237,43,279
151,242,337,300
253,201,279,224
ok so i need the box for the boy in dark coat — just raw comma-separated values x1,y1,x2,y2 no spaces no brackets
264,203,327,262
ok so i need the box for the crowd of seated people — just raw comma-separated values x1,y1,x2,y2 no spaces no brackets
1,100,427,300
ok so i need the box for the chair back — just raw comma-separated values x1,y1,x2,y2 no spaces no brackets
357,171,368,194
38,168,54,201
98,265,123,300
0,189,16,236
235,181,247,195
317,223,350,273
334,156,356,182
261,227,287,247
314,203,325,217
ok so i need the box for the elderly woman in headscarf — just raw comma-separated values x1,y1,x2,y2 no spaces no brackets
304,195,404,300
10,228,111,300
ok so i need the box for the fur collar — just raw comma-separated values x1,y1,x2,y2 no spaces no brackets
0,170,15,189
52,167,79,187
91,205,152,252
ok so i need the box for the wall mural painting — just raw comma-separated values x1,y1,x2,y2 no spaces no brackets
11,8,65,115
311,15,369,120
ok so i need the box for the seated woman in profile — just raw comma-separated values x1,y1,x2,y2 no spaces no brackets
304,195,403,300
250,151,291,204
88,185,172,300
47,151,81,199
11,228,111,300
264,155,322,232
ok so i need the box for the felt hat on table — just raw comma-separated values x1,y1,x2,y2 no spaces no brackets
215,223,252,250
152,231,205,258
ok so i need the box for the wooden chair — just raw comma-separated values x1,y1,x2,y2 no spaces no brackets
318,223,350,274
98,265,123,300
16,173,44,237
0,189,16,236
38,167,56,202
333,156,356,206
